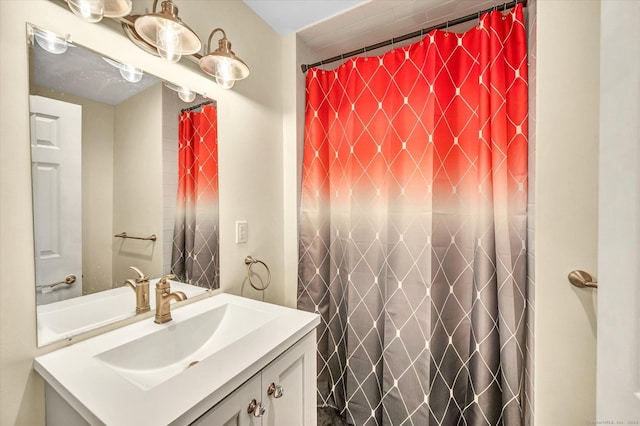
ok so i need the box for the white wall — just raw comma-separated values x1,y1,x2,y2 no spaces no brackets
597,0,640,419
534,1,600,425
0,1,283,424
112,83,163,285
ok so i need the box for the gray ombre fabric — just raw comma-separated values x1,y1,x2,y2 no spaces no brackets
171,106,219,290
298,5,528,426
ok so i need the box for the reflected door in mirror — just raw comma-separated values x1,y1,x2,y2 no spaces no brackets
30,95,83,305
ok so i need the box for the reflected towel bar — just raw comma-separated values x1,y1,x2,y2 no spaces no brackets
114,232,157,242
37,274,77,291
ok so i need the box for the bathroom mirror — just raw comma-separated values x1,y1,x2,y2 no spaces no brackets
28,24,219,346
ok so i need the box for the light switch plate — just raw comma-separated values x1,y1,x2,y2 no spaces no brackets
236,221,248,244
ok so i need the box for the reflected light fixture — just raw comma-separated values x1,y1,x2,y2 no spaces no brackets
103,57,144,83
67,0,132,23
199,28,249,89
165,83,197,103
133,0,201,63
34,29,69,55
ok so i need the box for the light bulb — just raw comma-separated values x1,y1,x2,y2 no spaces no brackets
216,58,234,80
178,87,196,103
34,30,68,55
119,64,143,83
156,20,183,63
215,76,235,89
67,0,105,22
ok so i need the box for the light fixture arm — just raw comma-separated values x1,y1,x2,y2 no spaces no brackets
206,28,227,53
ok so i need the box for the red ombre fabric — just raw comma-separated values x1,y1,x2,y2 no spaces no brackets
171,105,219,289
299,5,528,425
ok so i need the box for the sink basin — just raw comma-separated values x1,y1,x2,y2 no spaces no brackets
95,303,277,390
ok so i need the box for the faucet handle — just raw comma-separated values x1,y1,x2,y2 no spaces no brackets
129,266,148,282
156,274,176,291
158,274,176,284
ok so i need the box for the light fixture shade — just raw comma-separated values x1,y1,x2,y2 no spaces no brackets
178,87,196,102
68,0,131,21
199,30,250,82
164,82,197,103
103,57,144,83
67,0,104,22
134,1,201,58
103,0,132,18
119,64,143,83
215,76,235,90
34,29,68,55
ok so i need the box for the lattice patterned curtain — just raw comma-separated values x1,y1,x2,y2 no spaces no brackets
171,105,219,289
299,5,528,425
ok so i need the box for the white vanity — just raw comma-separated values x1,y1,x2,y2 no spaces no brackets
35,293,320,425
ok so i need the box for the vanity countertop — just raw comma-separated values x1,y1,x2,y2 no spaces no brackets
34,293,320,425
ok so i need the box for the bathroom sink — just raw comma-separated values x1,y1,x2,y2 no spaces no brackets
95,303,277,390
34,293,320,426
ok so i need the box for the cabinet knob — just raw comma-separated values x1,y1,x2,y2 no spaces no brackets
267,383,284,398
247,399,265,417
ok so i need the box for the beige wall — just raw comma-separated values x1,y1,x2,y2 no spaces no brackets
0,1,284,424
534,1,600,424
112,83,163,285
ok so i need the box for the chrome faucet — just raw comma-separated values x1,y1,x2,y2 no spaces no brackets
124,266,150,314
154,274,187,324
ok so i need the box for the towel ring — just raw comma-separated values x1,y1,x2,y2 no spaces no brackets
245,256,271,291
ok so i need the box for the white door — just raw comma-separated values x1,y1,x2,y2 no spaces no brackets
596,1,640,419
30,95,82,305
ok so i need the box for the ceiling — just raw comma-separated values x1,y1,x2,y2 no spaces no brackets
243,0,368,35
244,0,518,61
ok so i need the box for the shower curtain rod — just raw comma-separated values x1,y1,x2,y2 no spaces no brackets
300,0,527,73
181,100,216,113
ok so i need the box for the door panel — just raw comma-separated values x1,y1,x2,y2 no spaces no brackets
597,0,640,419
30,95,82,305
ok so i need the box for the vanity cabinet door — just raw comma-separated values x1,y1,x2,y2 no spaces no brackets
192,374,263,426
261,332,317,426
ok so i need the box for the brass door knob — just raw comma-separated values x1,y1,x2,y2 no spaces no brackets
568,270,598,289
247,399,265,417
267,383,284,398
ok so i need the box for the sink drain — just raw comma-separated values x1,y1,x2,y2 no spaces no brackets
188,361,199,368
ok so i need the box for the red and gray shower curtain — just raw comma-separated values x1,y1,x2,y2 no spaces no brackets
299,5,528,425
171,104,219,289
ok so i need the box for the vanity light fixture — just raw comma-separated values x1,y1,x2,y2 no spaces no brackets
102,57,144,83
67,0,132,23
133,0,201,63
164,83,197,103
199,28,250,89
33,29,69,55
